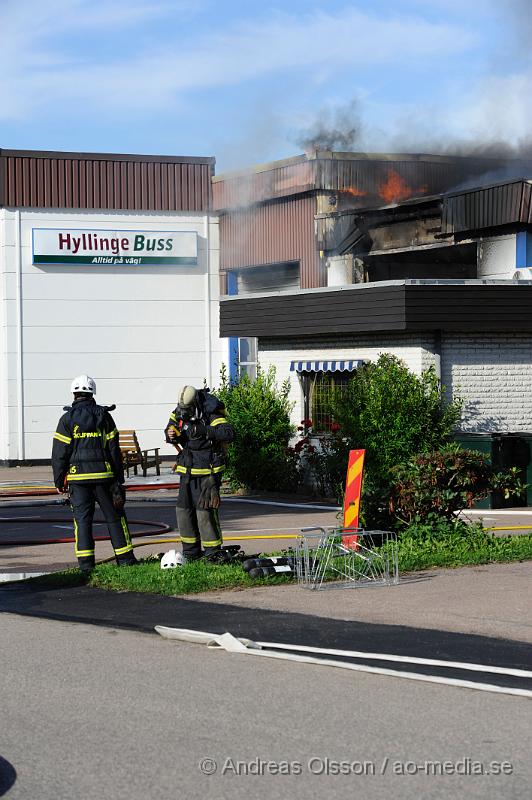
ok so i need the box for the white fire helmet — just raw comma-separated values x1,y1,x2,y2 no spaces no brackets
71,374,96,394
160,549,186,569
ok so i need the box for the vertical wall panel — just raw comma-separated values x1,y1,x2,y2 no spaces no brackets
0,150,214,211
219,195,320,288
78,160,86,209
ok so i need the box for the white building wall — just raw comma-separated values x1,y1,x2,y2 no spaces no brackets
259,330,532,434
441,332,532,432
477,236,516,278
0,211,9,459
0,208,225,462
259,333,435,427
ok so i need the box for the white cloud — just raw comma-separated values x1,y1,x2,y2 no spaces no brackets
0,0,195,118
0,3,475,120
444,72,532,145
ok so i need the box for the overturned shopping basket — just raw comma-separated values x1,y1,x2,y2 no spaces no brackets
294,527,399,590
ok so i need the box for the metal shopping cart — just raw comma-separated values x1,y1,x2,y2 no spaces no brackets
294,527,399,590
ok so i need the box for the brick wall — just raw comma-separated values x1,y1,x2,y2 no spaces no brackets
259,333,435,426
441,333,532,432
259,331,532,433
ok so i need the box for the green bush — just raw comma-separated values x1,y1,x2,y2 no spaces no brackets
298,354,462,522
216,365,297,492
390,445,526,526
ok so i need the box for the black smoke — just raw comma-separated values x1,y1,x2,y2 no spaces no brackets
295,100,361,154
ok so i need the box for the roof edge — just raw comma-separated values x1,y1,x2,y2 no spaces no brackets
220,278,532,302
213,151,512,182
0,148,215,166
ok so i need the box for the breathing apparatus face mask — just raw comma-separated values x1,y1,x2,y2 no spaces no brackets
177,385,199,422
178,404,195,422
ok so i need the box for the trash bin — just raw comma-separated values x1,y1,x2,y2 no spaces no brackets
491,434,529,508
455,432,532,508
454,433,493,509
521,434,532,507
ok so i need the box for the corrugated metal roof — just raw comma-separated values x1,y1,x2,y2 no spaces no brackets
441,180,532,234
212,152,511,211
0,148,214,211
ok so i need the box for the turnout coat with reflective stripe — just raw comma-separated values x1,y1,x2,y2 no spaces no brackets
165,397,234,475
52,397,124,489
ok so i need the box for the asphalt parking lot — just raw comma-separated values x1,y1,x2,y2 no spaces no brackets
0,494,339,574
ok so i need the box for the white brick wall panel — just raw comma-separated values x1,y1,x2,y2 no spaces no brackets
442,333,532,432
259,331,532,434
259,333,436,427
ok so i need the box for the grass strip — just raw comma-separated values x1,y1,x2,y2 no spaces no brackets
398,530,532,572
28,531,532,596
32,558,294,595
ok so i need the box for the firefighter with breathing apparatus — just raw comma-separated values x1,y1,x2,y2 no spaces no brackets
52,374,137,573
165,385,234,562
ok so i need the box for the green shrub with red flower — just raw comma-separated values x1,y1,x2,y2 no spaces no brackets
296,354,465,525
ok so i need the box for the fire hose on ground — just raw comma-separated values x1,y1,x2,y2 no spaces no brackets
1,485,530,564
0,517,173,547
0,486,304,561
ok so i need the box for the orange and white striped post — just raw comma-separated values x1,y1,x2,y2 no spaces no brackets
342,449,365,548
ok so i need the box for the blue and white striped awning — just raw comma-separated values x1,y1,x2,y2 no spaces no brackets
290,359,365,372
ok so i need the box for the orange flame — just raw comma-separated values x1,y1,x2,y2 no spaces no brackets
378,168,427,204
343,186,367,197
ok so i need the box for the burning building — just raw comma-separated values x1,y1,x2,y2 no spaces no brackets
218,152,532,499
214,150,522,294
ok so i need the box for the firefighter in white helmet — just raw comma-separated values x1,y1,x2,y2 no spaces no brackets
51,375,137,573
165,386,234,561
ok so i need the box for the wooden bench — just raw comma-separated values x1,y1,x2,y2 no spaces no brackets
118,430,161,477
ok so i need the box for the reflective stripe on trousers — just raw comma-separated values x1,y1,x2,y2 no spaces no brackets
69,482,133,561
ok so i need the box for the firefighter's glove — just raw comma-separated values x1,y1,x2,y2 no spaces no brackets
197,475,220,509
111,481,126,513
56,475,68,493
165,424,179,444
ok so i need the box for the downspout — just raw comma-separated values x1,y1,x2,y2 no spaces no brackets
226,271,239,383
15,210,25,461
204,213,212,387
433,329,442,383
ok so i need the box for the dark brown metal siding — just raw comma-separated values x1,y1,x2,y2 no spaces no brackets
220,283,532,339
441,181,532,234
219,195,323,288
0,151,214,211
220,285,407,337
313,157,508,203
213,154,514,211
213,158,317,209
405,284,532,329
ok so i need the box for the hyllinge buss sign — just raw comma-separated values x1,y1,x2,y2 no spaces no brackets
32,228,198,266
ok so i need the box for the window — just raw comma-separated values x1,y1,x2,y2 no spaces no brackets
290,360,365,431
238,337,257,380
310,372,351,431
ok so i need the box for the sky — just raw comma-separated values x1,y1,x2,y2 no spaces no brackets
1,0,531,172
